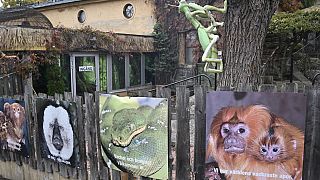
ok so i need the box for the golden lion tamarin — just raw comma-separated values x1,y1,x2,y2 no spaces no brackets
206,105,273,171
247,116,304,180
4,103,26,150
206,105,304,180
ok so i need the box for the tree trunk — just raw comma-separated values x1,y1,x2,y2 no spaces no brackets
219,0,279,89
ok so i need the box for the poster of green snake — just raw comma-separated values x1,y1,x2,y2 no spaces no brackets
99,94,168,179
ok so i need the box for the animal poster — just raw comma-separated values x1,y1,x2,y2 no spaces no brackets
99,95,168,179
205,91,306,180
0,98,29,157
36,98,78,166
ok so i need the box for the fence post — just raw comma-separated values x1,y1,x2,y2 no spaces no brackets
112,170,121,180
237,83,253,92
258,84,277,92
281,82,298,93
176,85,191,180
23,77,37,169
84,93,99,180
3,77,9,96
193,85,207,180
258,76,277,92
0,78,3,95
64,92,81,179
95,92,110,180
52,94,72,178
34,96,45,172
75,95,88,180
216,86,233,91
156,86,172,180
305,88,320,180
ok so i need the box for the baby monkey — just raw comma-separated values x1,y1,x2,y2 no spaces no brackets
257,126,296,162
248,117,304,180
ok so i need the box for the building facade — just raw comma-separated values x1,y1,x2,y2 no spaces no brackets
0,0,157,96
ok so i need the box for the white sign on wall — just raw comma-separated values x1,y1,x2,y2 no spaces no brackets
79,66,94,72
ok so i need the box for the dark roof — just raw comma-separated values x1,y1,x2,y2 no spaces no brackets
0,6,53,28
31,0,82,9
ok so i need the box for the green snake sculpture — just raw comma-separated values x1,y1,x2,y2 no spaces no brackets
99,95,168,179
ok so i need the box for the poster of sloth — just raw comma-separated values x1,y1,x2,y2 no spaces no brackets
205,91,306,180
99,95,168,179
36,98,78,167
0,98,29,157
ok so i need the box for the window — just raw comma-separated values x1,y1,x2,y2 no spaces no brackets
75,56,96,95
61,54,71,91
77,10,86,23
112,55,125,89
99,55,107,92
123,4,134,19
129,53,141,86
145,53,155,85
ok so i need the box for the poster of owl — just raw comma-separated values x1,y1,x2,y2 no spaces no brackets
36,98,79,167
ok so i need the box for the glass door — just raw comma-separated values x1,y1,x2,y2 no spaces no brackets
70,53,99,96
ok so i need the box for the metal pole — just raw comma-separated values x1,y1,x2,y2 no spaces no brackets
290,54,293,83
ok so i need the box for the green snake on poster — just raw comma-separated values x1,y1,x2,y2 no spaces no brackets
100,96,168,178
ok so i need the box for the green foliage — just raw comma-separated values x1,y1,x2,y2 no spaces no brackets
302,0,316,8
1,0,46,8
1,51,59,80
46,63,65,96
152,23,176,73
269,10,320,34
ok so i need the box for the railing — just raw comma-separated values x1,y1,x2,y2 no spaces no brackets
149,74,213,93
312,73,320,85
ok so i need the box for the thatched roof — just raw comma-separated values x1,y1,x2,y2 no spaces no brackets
0,7,53,29
0,26,154,52
0,26,51,51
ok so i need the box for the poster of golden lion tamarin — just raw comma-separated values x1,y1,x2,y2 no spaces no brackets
0,98,29,157
205,92,306,180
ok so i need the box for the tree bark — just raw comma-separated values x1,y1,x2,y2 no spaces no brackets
218,0,279,89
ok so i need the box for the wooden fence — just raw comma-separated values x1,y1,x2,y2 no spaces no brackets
0,74,24,97
0,78,319,180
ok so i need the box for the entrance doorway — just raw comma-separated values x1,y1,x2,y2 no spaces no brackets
68,52,152,97
70,53,99,96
